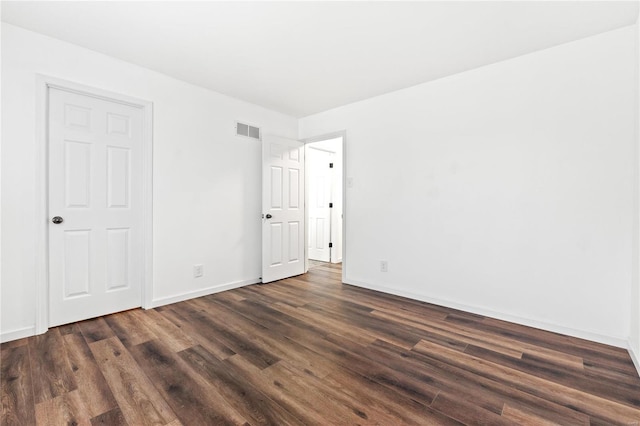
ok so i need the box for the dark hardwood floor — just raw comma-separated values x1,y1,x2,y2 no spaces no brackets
3,262,640,425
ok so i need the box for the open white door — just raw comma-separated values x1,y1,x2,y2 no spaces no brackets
308,147,333,262
262,135,305,283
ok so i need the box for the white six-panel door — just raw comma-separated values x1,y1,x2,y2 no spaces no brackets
48,88,143,327
308,147,333,262
262,135,305,283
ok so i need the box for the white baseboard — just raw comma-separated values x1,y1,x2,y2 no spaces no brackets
343,278,628,349
0,279,259,343
629,342,640,378
149,278,260,309
1,326,36,344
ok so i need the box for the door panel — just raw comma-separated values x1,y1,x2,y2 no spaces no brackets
106,228,130,290
288,221,300,262
289,169,300,208
262,135,305,283
64,141,92,207
49,88,143,327
63,230,91,298
107,147,131,208
270,223,283,266
270,166,283,208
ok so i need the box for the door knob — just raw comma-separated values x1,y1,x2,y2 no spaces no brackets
265,214,272,219
52,216,64,224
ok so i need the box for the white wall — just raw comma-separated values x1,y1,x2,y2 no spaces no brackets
0,7,3,342
631,22,640,373
3,21,638,352
1,23,298,341
301,26,636,345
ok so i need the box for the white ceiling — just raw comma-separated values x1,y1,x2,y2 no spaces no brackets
2,1,638,117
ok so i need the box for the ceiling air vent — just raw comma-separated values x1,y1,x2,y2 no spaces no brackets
236,122,261,140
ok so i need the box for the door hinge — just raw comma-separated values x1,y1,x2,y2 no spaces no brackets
329,163,333,168
329,242,333,248
329,202,333,208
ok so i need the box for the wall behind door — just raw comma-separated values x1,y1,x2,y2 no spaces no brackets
1,23,298,340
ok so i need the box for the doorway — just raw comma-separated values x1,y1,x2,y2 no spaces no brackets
305,136,344,267
35,76,153,333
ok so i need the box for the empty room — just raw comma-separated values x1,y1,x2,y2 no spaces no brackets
2,1,640,424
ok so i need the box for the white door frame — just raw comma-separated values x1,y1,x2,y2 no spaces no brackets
35,75,153,335
302,131,347,284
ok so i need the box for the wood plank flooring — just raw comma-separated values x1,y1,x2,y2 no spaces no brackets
3,262,640,425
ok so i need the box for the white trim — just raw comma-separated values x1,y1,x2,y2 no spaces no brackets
344,277,629,349
634,18,640,382
302,130,347,283
34,74,154,335
141,93,154,310
35,76,49,335
629,342,640,378
1,326,36,344
149,278,259,308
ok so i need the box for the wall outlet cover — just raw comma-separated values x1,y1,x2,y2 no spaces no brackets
194,264,204,278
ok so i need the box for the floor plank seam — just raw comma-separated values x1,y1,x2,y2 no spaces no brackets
3,262,640,425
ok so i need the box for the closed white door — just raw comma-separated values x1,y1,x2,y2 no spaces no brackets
48,88,143,327
308,147,333,262
262,135,305,283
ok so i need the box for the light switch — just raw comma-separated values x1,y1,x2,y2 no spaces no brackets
347,177,354,188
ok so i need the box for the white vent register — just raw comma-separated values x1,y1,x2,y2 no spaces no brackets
236,122,261,140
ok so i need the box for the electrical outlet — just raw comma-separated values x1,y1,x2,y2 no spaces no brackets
193,264,204,278
380,260,388,272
